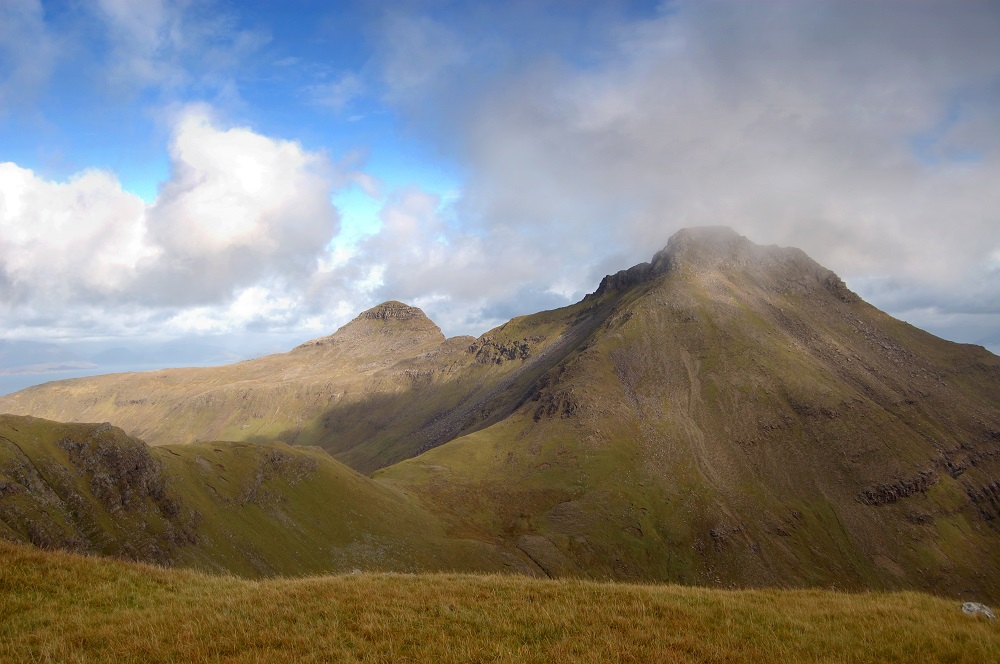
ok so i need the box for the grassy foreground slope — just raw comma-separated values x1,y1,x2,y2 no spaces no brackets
0,414,519,576
2,541,998,664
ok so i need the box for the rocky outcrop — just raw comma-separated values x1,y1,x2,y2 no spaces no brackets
238,447,319,504
469,335,542,365
592,263,653,297
357,300,427,321
57,424,174,514
0,421,200,565
857,470,940,506
962,602,996,620
967,479,1000,521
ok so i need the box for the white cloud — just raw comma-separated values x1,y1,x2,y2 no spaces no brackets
0,106,348,336
0,163,150,303
144,105,339,298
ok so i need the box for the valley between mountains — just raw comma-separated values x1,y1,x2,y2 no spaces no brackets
2,227,1000,601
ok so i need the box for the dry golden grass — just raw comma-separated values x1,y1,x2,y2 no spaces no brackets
2,540,998,663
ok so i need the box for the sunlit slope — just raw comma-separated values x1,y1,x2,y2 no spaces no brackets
380,227,1000,600
0,414,519,576
0,300,609,473
2,540,998,664
0,301,454,464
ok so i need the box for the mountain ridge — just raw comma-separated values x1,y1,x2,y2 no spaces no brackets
2,226,1000,599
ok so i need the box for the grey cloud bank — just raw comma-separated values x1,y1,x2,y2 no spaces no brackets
361,0,1000,344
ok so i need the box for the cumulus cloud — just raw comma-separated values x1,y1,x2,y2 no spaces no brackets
0,106,344,337
0,164,149,304
141,106,340,304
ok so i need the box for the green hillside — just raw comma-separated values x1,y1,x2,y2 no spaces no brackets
378,228,1000,599
2,539,998,663
0,414,517,576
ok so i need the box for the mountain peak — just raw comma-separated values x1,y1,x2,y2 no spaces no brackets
655,225,751,265
357,300,429,322
296,300,444,353
592,226,751,297
593,226,858,303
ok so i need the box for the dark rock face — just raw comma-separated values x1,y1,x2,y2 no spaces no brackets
358,301,428,321
858,470,940,505
593,263,653,297
0,421,200,565
968,480,1000,521
469,335,541,364
57,424,172,513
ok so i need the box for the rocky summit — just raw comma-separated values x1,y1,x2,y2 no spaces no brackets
2,227,999,601
299,300,443,347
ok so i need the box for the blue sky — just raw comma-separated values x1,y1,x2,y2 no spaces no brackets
1,0,999,391
2,1,462,208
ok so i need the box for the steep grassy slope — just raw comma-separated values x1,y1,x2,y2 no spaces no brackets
0,414,518,576
379,228,1000,600
2,540,998,663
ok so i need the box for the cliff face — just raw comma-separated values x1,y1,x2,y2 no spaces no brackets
0,415,199,565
